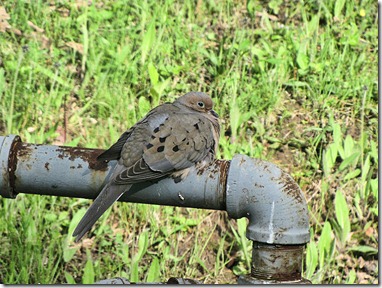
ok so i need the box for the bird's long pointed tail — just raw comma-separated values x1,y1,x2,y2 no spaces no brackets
72,183,130,242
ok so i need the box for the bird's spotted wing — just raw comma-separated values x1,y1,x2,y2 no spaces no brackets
111,110,217,185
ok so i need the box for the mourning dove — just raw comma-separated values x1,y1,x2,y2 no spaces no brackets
73,92,220,242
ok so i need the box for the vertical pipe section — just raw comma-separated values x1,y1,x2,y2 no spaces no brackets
225,154,310,284
250,242,303,281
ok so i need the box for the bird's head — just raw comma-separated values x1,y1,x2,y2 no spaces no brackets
175,91,219,118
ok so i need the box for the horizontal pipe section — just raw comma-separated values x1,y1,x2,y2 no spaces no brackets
0,135,227,210
0,135,310,245
119,160,228,210
13,139,111,199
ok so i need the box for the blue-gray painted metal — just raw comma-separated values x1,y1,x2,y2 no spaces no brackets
226,155,310,244
0,134,310,246
0,134,113,199
119,161,225,210
0,134,312,283
0,134,225,210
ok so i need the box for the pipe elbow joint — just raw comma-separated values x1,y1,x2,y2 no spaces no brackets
226,154,310,245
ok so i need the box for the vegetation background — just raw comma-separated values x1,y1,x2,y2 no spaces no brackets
0,0,378,284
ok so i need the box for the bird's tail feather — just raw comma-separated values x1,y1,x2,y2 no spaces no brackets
72,183,130,242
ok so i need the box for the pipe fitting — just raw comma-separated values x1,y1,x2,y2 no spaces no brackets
226,154,310,245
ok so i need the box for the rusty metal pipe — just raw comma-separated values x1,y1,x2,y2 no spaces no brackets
0,134,311,283
237,241,311,284
0,135,227,210
0,135,111,199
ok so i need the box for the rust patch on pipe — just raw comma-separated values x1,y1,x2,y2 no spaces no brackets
279,171,304,204
7,137,22,198
16,142,34,158
218,160,230,207
251,242,304,282
55,146,109,171
15,142,109,171
194,159,229,208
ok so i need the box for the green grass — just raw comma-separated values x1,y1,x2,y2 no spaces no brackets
0,0,378,284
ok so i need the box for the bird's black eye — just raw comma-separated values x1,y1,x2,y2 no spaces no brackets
197,101,205,108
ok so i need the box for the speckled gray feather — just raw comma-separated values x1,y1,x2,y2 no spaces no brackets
73,92,220,242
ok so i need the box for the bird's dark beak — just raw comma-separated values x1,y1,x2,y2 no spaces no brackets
210,109,219,118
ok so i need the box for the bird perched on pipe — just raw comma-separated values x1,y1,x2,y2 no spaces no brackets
73,92,220,242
